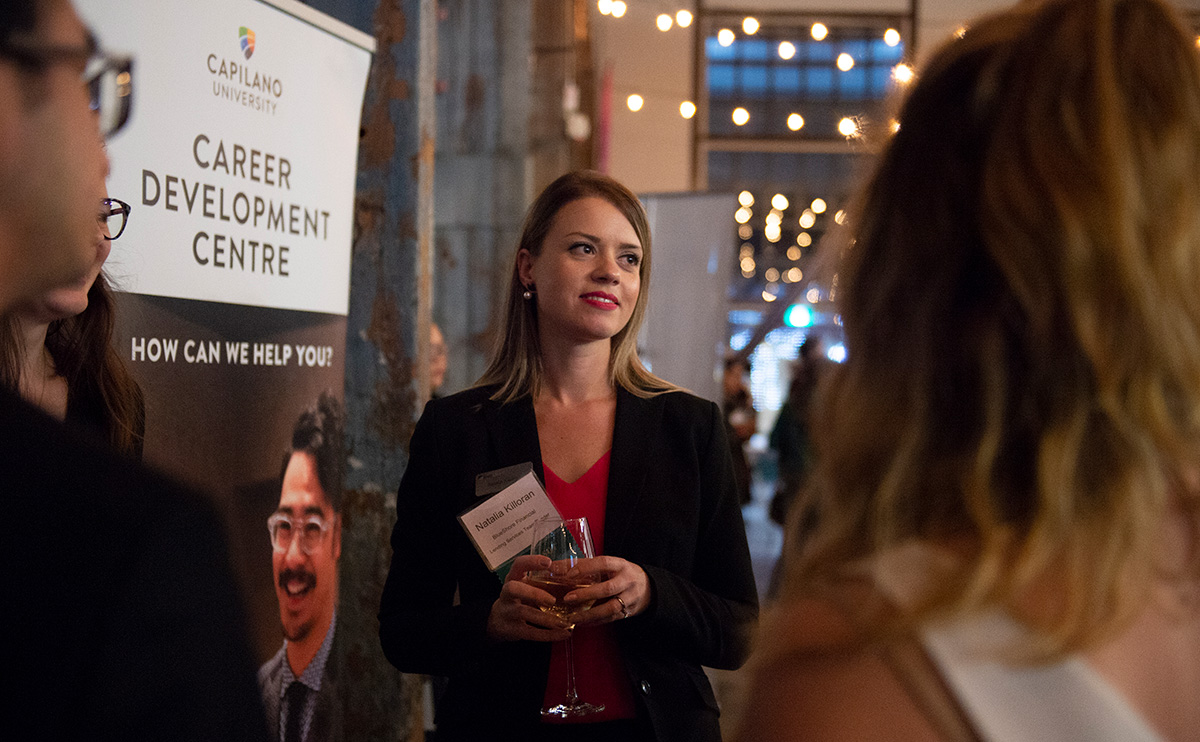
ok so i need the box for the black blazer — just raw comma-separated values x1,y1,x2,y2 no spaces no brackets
379,385,758,742
1,389,268,741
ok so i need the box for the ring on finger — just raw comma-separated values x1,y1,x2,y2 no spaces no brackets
615,595,630,619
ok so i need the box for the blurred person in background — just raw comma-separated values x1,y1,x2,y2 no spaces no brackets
723,357,755,506
767,337,825,529
430,320,447,398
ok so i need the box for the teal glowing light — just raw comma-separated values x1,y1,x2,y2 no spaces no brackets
784,303,813,328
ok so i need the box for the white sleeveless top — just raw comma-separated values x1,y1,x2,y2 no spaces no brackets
920,610,1163,742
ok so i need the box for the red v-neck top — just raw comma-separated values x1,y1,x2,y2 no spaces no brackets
541,451,637,722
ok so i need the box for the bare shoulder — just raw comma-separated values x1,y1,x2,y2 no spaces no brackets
732,595,943,742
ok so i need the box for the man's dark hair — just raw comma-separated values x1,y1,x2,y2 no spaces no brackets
0,3,39,45
282,391,345,512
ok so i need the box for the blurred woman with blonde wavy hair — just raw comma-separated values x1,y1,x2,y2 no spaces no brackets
736,0,1200,740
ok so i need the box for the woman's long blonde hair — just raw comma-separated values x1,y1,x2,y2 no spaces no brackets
789,0,1200,657
477,170,676,402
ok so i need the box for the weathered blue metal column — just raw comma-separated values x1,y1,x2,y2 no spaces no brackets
300,0,435,738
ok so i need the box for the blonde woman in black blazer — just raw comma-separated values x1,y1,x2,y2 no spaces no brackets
379,171,757,742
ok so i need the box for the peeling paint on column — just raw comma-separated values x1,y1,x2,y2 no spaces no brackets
336,0,436,739
367,281,415,447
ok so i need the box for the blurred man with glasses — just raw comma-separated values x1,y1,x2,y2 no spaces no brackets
260,391,345,742
0,2,267,739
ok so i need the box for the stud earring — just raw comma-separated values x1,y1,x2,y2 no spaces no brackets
523,287,534,300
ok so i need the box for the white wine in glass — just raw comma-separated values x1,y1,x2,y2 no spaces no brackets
525,516,605,718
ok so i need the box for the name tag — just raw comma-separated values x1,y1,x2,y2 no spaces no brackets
458,463,560,575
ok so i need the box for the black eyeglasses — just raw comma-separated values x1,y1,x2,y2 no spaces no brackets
0,31,133,138
101,198,131,241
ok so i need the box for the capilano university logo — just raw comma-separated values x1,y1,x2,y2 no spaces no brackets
239,27,255,59
206,26,282,115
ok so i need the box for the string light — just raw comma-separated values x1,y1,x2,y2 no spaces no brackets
787,113,804,131
884,28,901,46
806,287,821,303
765,210,782,226
811,23,828,41
787,267,803,282
598,0,612,15
732,107,750,126
735,207,752,224
838,117,859,137
797,232,812,247
676,11,693,28
763,288,778,302
799,209,816,229
771,194,789,211
626,94,644,111
738,191,755,207
892,63,915,84
611,1,626,18
787,246,802,260
765,224,782,242
834,209,847,224
717,28,735,46
743,17,759,35
657,14,672,32
738,225,753,239
778,41,796,60
837,53,855,71
765,267,780,283
811,198,827,214
679,101,696,118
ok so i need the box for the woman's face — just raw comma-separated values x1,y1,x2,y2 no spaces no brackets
517,196,642,347
23,192,113,323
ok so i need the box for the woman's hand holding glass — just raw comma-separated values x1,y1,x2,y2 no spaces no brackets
557,555,650,626
486,554,574,643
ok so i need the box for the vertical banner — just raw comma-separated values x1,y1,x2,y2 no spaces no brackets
79,1,373,738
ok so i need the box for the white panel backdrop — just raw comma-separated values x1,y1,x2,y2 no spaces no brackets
639,191,736,404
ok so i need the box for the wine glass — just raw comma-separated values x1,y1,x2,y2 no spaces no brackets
525,515,605,718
